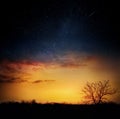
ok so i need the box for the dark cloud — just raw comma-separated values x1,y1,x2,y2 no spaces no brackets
0,79,27,83
32,80,43,83
0,78,16,83
0,61,30,83
0,74,27,83
0,60,22,76
33,80,55,84
59,62,87,68
44,80,55,82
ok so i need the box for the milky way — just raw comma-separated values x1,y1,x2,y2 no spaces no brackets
1,0,119,62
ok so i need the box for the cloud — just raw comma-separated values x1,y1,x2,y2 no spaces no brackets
0,74,27,83
0,54,92,84
0,60,30,83
0,59,48,84
0,78,15,83
32,80,43,83
32,80,55,83
44,80,55,82
0,79,27,83
59,62,87,68
0,52,90,73
0,61,20,74
52,52,89,68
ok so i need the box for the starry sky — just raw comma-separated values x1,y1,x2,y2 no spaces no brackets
0,0,120,103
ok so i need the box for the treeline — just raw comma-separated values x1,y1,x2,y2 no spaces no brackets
0,101,120,119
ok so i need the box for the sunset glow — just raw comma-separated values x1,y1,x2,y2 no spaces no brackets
0,54,119,103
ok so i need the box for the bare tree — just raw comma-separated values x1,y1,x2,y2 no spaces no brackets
82,80,117,104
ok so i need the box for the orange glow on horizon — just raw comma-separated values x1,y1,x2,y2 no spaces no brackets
0,55,119,103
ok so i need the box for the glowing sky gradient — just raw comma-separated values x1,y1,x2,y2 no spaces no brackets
0,0,120,103
0,54,119,103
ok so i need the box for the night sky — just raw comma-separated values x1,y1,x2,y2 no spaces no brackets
0,0,120,103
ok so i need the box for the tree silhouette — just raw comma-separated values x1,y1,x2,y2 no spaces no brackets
82,80,117,104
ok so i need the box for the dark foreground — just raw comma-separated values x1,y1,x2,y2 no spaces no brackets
0,102,120,119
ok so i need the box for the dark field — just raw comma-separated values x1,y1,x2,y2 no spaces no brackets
0,102,120,119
